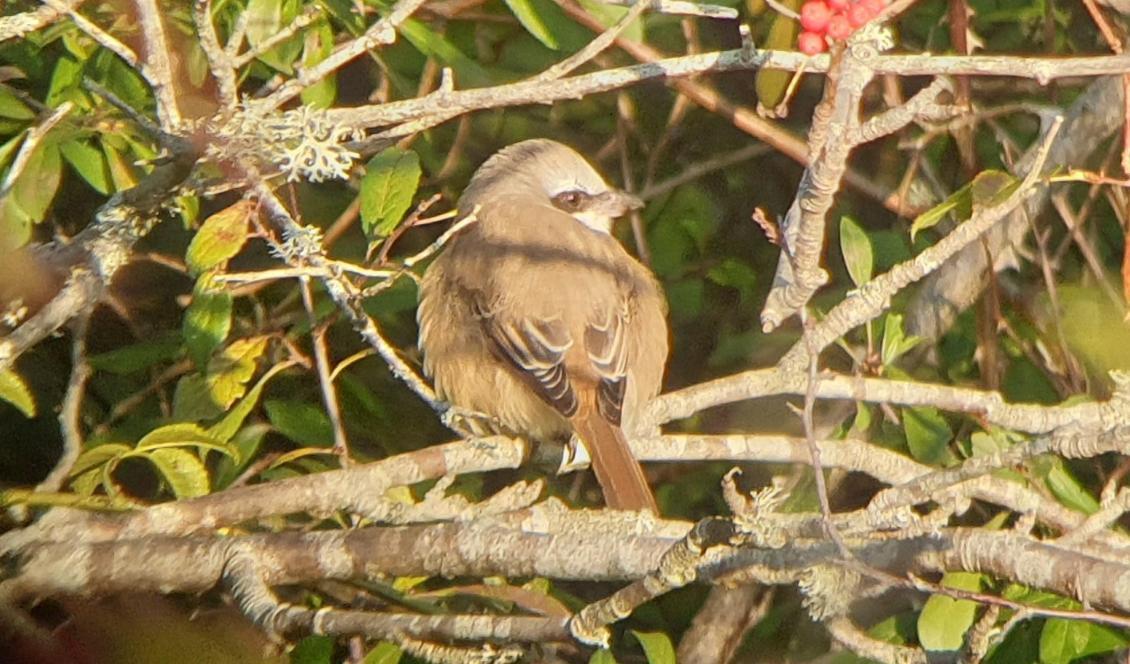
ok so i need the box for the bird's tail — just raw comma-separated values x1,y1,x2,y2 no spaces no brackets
570,409,658,513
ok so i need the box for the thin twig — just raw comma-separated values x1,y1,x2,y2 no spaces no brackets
35,313,91,494
261,0,430,109
133,0,182,128
0,102,72,199
601,0,736,18
532,0,653,82
299,277,352,465
232,5,323,68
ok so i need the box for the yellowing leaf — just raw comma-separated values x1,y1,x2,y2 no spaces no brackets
186,200,253,275
144,447,210,498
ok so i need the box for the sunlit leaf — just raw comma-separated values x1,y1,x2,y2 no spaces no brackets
0,87,34,120
185,200,253,275
362,642,402,664
300,19,337,108
1042,458,1099,514
880,313,921,366
208,361,290,443
503,0,590,51
1040,619,1129,664
60,138,111,194
917,572,983,651
143,447,210,498
0,369,35,417
631,631,676,664
360,147,421,239
840,215,873,287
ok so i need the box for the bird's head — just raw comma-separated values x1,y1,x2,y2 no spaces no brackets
459,139,643,234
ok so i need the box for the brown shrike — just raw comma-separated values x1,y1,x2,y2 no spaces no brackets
417,139,668,513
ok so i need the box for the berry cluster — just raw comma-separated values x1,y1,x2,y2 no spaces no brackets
797,0,888,55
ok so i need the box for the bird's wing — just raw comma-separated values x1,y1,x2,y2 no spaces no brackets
584,304,630,425
475,296,578,417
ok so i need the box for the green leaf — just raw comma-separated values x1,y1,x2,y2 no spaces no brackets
213,423,270,490
867,612,916,645
969,170,1020,213
1001,584,1079,610
0,87,34,120
362,642,402,664
183,273,233,367
136,423,232,459
1043,458,1100,514
360,148,421,239
503,0,590,50
706,258,758,303
880,313,921,366
903,406,954,466
300,19,337,108
399,19,493,87
8,137,62,225
172,337,269,422
1040,619,1130,664
588,649,618,664
265,399,334,447
101,141,138,190
143,447,210,498
754,2,800,113
70,443,132,479
917,572,983,651
839,216,873,287
208,360,291,443
0,369,35,417
45,56,84,108
909,192,965,242
172,374,222,422
88,334,183,374
185,200,252,275
207,336,269,405
909,170,1018,242
245,0,282,49
577,0,645,41
631,631,676,664
60,138,111,194
291,635,334,664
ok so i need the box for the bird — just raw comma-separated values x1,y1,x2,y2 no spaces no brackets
416,139,668,513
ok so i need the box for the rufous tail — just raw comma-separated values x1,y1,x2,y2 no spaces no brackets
570,409,658,513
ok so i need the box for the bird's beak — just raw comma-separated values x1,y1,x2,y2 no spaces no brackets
593,189,645,217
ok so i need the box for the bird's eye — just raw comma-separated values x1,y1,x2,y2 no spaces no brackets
552,190,589,211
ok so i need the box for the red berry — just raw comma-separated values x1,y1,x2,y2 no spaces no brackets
800,1,832,32
847,3,873,26
826,0,849,10
860,0,884,15
797,30,827,54
827,13,853,40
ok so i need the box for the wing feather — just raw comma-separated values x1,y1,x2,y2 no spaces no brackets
584,305,630,425
482,308,578,416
